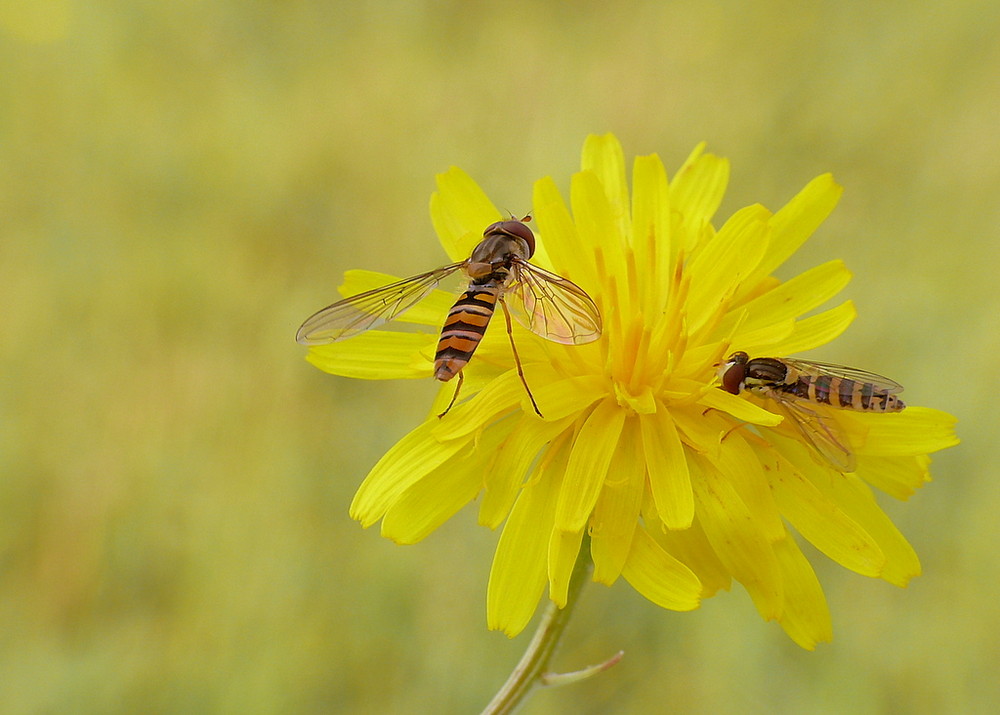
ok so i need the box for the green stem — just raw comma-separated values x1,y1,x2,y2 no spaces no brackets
482,538,619,714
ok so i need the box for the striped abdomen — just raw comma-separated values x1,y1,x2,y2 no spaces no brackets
780,374,905,412
433,285,500,382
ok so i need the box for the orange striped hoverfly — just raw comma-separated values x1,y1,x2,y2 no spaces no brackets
296,218,602,416
719,351,906,472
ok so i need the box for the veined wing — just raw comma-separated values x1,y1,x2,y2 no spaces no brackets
503,261,602,345
781,358,904,394
767,389,856,472
296,262,466,345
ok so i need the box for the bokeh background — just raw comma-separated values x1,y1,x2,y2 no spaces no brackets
1,1,994,712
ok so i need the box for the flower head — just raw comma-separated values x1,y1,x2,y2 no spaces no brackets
307,135,959,648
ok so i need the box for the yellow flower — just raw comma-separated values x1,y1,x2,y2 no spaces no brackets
306,134,959,649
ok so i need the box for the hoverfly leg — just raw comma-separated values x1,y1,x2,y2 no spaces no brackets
500,299,543,418
438,371,464,418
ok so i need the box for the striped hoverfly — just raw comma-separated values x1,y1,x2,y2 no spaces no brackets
296,218,602,416
719,351,906,472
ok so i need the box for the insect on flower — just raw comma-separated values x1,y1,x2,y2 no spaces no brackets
296,218,603,416
719,351,906,472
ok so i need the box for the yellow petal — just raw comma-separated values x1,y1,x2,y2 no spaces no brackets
630,153,672,311
744,173,843,284
855,455,931,500
685,205,770,334
669,143,730,255
556,399,626,532
710,431,786,543
350,420,471,527
381,420,515,544
719,259,852,338
306,332,435,380
697,388,784,427
762,448,887,577
806,465,922,585
620,527,702,611
764,300,856,355
581,133,630,236
479,416,575,529
571,169,629,310
532,177,599,294
431,167,502,262
432,369,523,440
526,374,606,422
691,455,784,619
548,527,585,607
487,443,567,637
639,406,694,529
590,419,645,584
645,507,731,597
842,407,960,456
773,536,833,650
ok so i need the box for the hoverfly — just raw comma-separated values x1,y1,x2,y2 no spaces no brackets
296,218,602,416
719,351,906,472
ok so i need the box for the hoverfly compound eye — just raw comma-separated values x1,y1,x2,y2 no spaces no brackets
721,351,749,395
495,219,535,256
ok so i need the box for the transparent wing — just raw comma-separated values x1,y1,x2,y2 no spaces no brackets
767,390,856,472
781,358,904,394
296,262,466,345
502,260,602,345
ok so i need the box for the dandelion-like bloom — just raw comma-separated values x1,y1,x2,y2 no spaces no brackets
307,135,959,648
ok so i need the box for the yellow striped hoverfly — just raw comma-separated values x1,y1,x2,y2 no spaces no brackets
296,218,602,416
719,351,906,472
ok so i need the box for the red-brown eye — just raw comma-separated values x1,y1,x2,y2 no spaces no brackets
486,220,535,256
721,361,746,394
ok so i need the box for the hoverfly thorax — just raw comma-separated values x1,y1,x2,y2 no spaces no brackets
467,220,535,281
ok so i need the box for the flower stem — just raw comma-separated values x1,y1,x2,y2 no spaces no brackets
481,536,621,714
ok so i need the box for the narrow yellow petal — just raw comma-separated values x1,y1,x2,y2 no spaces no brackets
526,374,605,422
719,259,852,338
350,420,471,527
431,167,503,261
685,205,771,334
487,444,566,637
709,431,786,544
432,370,523,440
571,170,629,311
591,419,644,584
691,455,784,619
479,415,575,529
842,407,960,456
639,406,694,530
581,133,630,233
381,420,516,544
773,536,833,650
762,448,887,577
669,144,730,255
744,173,843,284
306,332,435,380
855,455,931,500
556,399,626,532
630,153,673,313
697,388,784,427
532,177,598,293
764,300,857,355
805,465,922,586
548,528,585,607
620,527,701,611
645,507,731,597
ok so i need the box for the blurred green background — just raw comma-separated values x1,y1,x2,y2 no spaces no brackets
1,1,994,712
